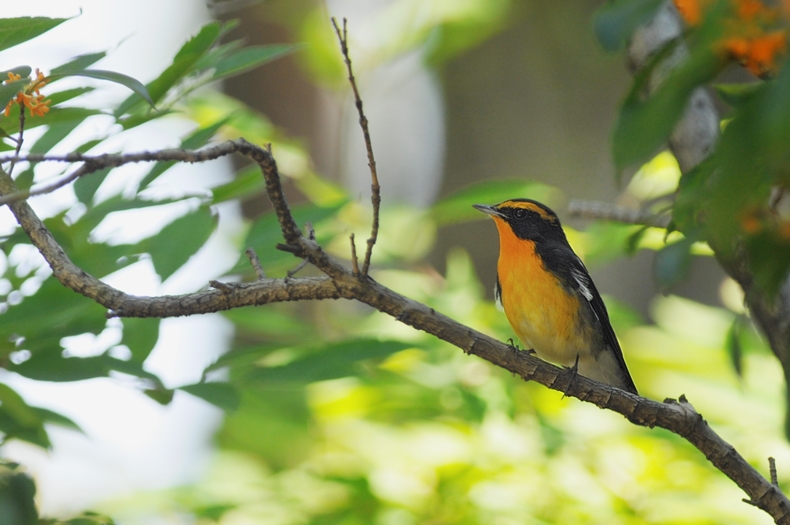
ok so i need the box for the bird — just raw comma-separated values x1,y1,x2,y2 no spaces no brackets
473,198,638,394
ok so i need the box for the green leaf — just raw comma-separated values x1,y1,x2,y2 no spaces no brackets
137,207,217,280
115,22,223,116
580,222,644,267
32,407,82,433
0,384,42,428
207,342,284,372
46,86,95,107
714,82,763,108
0,107,100,135
612,9,727,171
118,109,176,131
244,340,414,384
10,351,162,384
725,316,744,377
0,462,38,525
55,512,116,525
179,382,240,411
211,44,299,80
107,359,164,387
72,195,187,236
192,40,244,72
50,52,107,75
230,204,341,275
211,164,264,204
0,278,107,356
745,230,790,298
145,387,175,406
0,408,49,449
0,17,70,53
121,318,160,363
653,236,694,289
74,166,112,204
422,3,512,67
593,0,665,52
48,70,155,108
217,387,311,467
0,79,30,110
0,66,32,78
432,179,563,226
29,120,81,154
11,353,109,382
13,168,34,191
138,118,229,189
222,306,316,342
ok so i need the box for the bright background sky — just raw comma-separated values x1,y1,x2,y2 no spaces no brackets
0,0,238,515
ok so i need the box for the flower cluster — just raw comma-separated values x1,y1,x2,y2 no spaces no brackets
3,68,51,118
674,0,788,76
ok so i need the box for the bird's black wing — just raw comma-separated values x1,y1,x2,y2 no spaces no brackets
537,241,637,393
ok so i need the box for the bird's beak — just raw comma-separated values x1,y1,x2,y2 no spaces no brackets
473,203,505,218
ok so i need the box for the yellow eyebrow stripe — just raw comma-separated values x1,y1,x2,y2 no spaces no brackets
498,200,557,222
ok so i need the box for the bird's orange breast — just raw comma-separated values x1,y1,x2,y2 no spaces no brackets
492,217,588,366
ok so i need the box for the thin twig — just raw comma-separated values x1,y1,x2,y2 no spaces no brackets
0,143,266,207
771,457,779,486
245,247,266,279
332,17,380,276
350,233,360,275
568,199,671,229
7,105,25,178
285,222,315,280
286,259,309,280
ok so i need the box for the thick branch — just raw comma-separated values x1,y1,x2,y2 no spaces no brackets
0,139,309,318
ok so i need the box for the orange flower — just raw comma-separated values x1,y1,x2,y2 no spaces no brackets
741,214,763,233
675,0,707,25
2,68,50,118
724,30,787,75
737,0,765,20
675,0,789,75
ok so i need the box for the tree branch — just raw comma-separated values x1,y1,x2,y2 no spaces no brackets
332,18,380,275
0,139,312,318
568,199,671,228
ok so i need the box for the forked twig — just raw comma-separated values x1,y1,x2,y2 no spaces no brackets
245,247,266,279
332,17,380,276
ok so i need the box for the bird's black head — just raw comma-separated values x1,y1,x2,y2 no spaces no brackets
473,198,564,241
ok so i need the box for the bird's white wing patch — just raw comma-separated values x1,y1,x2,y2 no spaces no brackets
494,280,504,312
571,267,594,302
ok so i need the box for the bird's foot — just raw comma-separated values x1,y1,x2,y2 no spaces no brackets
561,354,581,399
506,338,536,355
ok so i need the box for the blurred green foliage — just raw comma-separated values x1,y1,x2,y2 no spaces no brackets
1,1,790,524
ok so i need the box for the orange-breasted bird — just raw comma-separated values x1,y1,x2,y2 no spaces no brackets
474,199,638,394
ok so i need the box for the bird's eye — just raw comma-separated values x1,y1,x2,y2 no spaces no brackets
514,209,527,219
